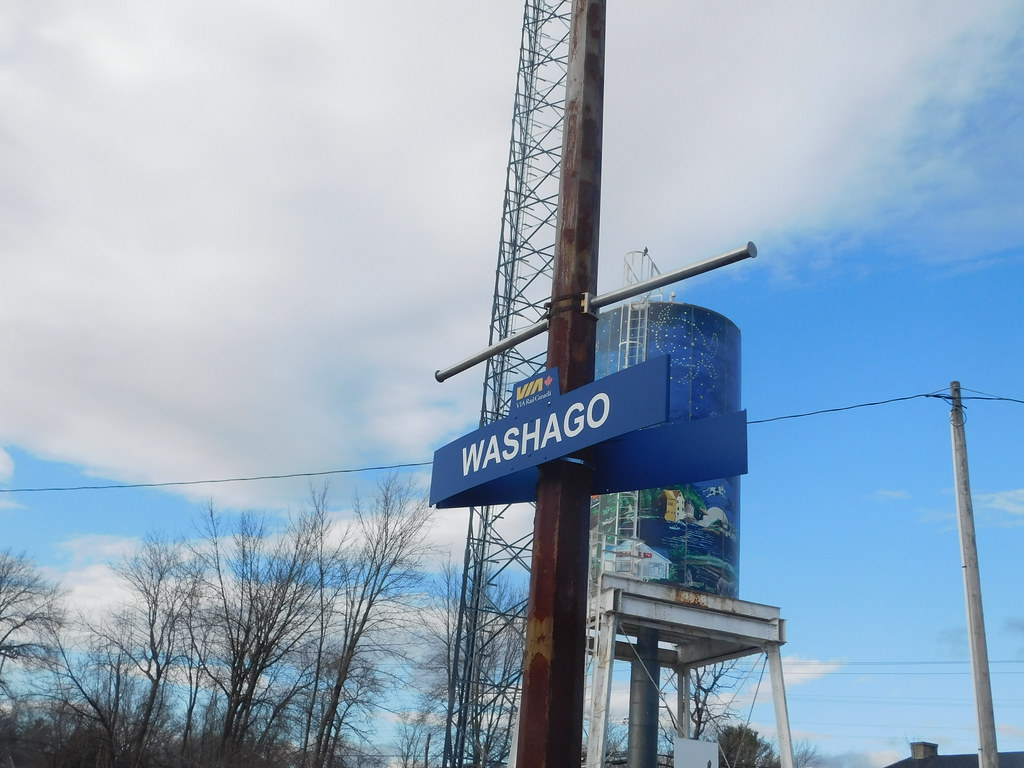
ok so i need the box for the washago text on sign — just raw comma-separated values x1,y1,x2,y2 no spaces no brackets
429,356,669,507
461,389,610,475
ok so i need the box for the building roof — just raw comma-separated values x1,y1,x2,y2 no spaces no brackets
883,746,1024,768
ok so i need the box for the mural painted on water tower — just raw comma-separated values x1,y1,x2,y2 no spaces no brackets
592,301,742,598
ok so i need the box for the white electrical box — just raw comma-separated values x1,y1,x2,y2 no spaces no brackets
675,738,719,768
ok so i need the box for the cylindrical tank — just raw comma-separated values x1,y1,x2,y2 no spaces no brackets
592,301,741,597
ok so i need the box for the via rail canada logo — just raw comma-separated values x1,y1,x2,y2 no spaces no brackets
511,369,559,411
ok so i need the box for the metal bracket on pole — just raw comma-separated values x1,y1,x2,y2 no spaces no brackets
581,292,597,318
434,242,757,383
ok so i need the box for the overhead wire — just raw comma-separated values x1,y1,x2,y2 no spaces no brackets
746,392,947,424
732,659,1023,667
0,462,432,493
0,389,1019,494
960,386,1024,404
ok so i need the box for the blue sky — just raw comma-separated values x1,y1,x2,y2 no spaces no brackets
2,0,1023,764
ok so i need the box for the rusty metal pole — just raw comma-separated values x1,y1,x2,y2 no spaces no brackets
514,1,605,767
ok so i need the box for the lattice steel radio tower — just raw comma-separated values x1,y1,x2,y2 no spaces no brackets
442,2,570,766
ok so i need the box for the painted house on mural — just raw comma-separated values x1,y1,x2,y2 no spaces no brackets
607,540,672,582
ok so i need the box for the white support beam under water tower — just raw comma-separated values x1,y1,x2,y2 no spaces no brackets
585,571,795,768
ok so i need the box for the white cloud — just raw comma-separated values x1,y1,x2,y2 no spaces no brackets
57,533,140,566
599,0,1023,278
724,656,846,716
977,488,1024,518
780,656,846,687
58,562,132,623
0,1,511,509
0,447,12,483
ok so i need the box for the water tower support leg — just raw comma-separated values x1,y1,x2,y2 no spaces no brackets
586,610,617,768
765,644,794,768
628,627,661,768
676,664,691,739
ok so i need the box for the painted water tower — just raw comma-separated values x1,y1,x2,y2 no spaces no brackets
592,253,741,597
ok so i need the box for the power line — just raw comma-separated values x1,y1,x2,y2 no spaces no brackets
0,461,431,494
961,395,1024,404
786,693,1024,707
1,389,1019,494
747,392,947,424
961,387,1024,404
729,658,1024,676
741,659,1023,666
739,670,1023,677
748,391,1024,424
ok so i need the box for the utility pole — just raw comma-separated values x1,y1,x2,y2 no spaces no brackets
949,381,1000,768
514,1,605,766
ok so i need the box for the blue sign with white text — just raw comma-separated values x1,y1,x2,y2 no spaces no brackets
431,410,747,509
429,356,670,507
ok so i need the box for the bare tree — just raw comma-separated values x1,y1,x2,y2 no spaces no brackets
0,549,64,695
41,536,198,768
0,480,437,768
393,709,435,768
429,566,525,768
295,484,347,761
687,661,745,738
391,557,468,768
106,534,198,768
418,557,461,713
178,556,217,765
306,476,434,768
194,506,325,765
604,721,629,764
48,623,156,768
792,740,823,768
